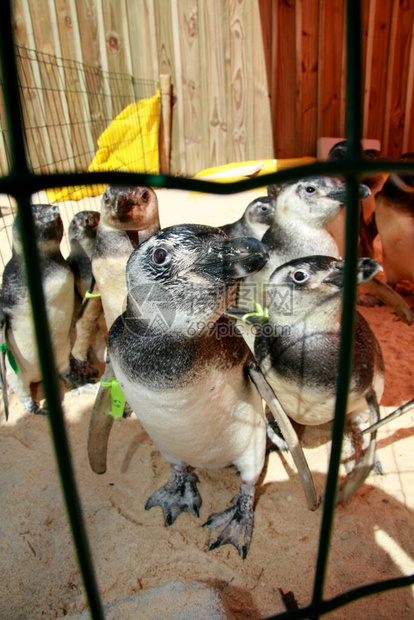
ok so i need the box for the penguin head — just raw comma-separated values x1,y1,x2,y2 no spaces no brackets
124,224,268,335
274,176,370,227
328,141,385,192
327,140,348,161
12,204,63,255
267,255,382,328
244,196,275,236
101,185,159,231
394,153,414,191
69,210,100,242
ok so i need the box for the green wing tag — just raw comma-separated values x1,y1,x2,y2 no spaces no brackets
0,343,20,373
242,299,269,323
100,378,125,419
85,291,101,299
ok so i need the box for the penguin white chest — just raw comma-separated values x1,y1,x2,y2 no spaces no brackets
7,270,74,382
112,358,265,472
92,255,129,326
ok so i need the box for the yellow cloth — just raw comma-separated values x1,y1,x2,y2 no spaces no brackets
47,91,160,202
193,157,316,183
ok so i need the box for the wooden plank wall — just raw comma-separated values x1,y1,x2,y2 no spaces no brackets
3,0,414,178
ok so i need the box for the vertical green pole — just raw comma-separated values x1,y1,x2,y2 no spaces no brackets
310,0,362,617
0,3,104,618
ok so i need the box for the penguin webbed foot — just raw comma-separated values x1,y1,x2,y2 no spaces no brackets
24,397,47,416
65,356,99,388
122,402,133,418
374,458,384,475
145,465,201,525
203,481,254,559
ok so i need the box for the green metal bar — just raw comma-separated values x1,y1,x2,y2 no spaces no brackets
1,156,414,198
311,1,363,616
0,3,104,619
266,573,414,620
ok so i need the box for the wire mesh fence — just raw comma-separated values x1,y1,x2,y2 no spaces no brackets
1,0,414,618
0,45,160,266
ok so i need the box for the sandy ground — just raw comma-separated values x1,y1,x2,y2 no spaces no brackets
1,187,414,619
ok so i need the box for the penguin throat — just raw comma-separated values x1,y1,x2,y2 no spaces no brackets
126,230,140,247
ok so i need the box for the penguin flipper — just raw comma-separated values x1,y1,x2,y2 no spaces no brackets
247,359,320,512
336,388,380,505
0,317,9,421
362,277,413,325
87,358,115,474
362,397,414,434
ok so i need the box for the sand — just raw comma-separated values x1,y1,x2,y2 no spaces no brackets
1,187,414,619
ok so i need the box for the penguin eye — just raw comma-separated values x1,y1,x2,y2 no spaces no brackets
260,205,269,212
152,247,170,265
305,185,316,194
291,269,310,283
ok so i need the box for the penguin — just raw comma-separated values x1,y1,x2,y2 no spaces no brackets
252,255,384,502
91,185,161,329
67,210,100,299
219,195,275,240
88,224,270,558
326,140,385,258
67,210,103,383
236,175,412,326
237,175,369,313
375,153,414,286
0,204,76,416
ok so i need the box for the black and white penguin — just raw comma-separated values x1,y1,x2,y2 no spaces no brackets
326,140,385,258
375,154,414,286
67,210,103,383
0,204,75,416
237,176,368,312
88,224,270,557
219,196,275,240
253,255,384,502
67,210,100,299
92,185,161,328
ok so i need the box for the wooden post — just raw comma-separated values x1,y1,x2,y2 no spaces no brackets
159,73,172,175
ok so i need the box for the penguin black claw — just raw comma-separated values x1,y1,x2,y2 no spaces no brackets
203,482,255,559
68,356,99,386
145,466,202,525
23,397,48,416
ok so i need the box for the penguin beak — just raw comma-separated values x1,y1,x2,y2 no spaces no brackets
328,183,371,202
356,257,383,283
193,237,269,282
322,257,382,287
114,194,133,215
359,184,371,199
